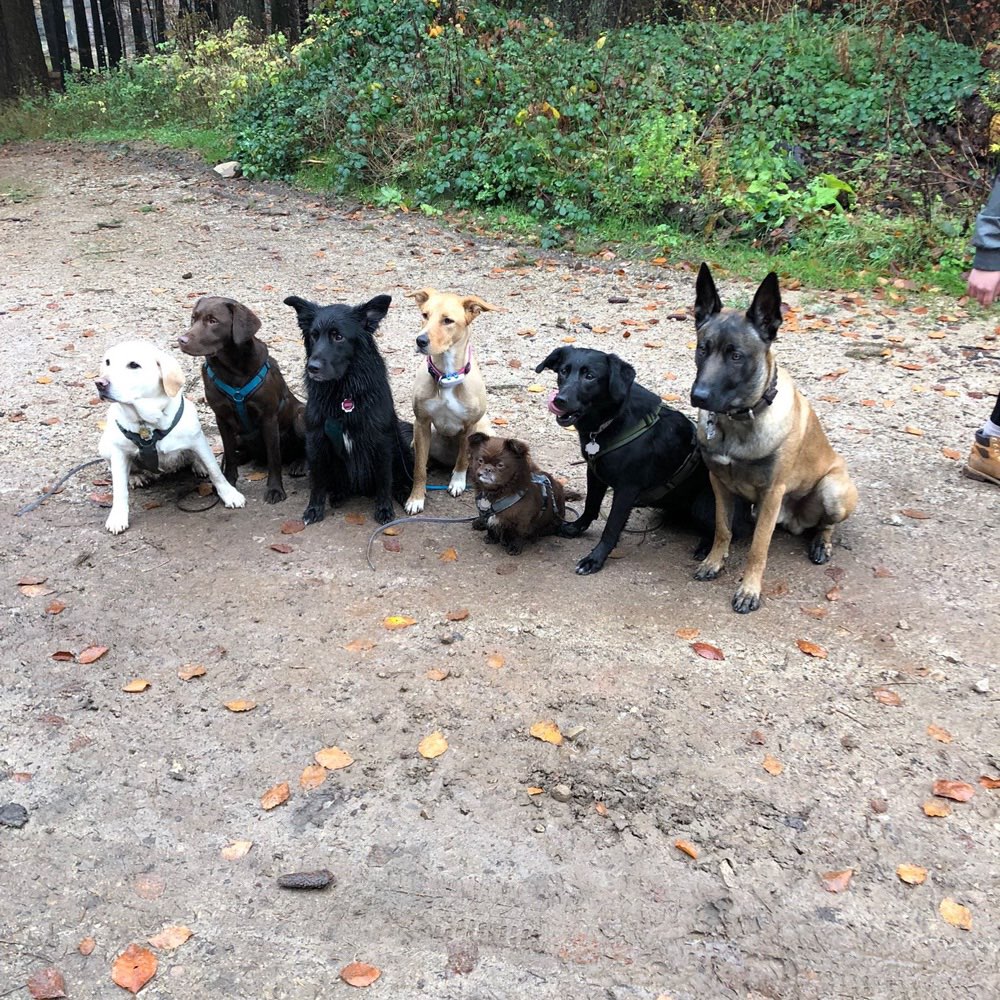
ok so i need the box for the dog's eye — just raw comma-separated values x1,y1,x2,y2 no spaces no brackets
333,332,344,342
730,351,742,361
207,316,217,325
442,317,454,325
104,359,110,366
127,362,141,369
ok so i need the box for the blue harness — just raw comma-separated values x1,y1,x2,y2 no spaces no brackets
204,360,270,433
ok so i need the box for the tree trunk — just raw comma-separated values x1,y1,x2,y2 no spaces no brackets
71,0,95,69
271,0,297,40
39,0,72,80
0,0,51,98
128,0,149,54
90,0,107,67
99,0,123,65
151,0,166,44
218,0,264,29
297,0,307,35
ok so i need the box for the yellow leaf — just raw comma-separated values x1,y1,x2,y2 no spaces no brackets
526,786,544,795
299,764,327,790
260,781,290,811
487,653,505,669
122,678,150,693
383,615,416,630
530,720,563,746
896,864,927,885
922,799,951,817
439,547,458,562
939,897,972,930
315,746,354,770
527,384,545,393
224,699,257,712
594,34,606,49
178,663,206,680
221,840,252,860
418,731,448,759
36,375,53,384
762,754,784,776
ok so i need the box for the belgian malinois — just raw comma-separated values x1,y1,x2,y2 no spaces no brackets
690,264,858,613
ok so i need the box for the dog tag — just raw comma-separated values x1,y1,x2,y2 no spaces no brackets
341,398,355,413
438,372,465,388
138,426,153,441
704,413,716,440
477,495,492,512
584,440,600,456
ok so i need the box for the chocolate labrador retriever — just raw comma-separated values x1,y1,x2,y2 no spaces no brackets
178,296,305,503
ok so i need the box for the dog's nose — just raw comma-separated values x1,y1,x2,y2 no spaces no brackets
177,335,189,347
306,359,323,374
554,395,569,411
415,333,429,352
690,385,712,409
95,377,110,391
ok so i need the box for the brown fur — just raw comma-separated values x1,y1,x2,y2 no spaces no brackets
468,433,566,555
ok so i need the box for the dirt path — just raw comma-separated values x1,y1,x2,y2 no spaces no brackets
1,141,997,999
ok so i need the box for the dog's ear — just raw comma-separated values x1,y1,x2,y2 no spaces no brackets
746,272,782,343
534,347,569,374
284,295,318,336
505,438,530,459
695,262,723,329
407,288,435,308
607,354,636,407
156,349,185,398
228,300,262,344
461,296,503,324
468,432,490,451
354,294,392,334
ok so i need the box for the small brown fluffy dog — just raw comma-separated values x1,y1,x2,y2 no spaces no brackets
468,432,566,554
405,288,500,513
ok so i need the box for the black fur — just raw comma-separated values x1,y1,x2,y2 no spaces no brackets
536,346,742,575
284,294,413,525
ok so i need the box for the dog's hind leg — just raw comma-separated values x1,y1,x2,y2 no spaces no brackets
806,467,858,564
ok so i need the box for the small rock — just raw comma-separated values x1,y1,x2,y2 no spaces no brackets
896,619,911,631
0,802,29,828
277,869,335,890
973,677,990,694
887,514,903,526
167,759,187,781
563,724,586,741
551,784,572,803
181,271,193,280
533,823,545,833
439,633,462,645
213,160,242,178
841,733,859,750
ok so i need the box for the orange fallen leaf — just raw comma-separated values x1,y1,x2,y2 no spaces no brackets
224,699,257,713
903,425,924,436
147,925,192,950
52,650,74,661
111,943,157,993
941,447,961,460
445,608,469,622
245,470,267,481
979,775,1000,789
762,754,784,776
344,512,366,525
280,519,305,534
17,574,48,586
270,543,293,553
932,780,974,802
690,641,724,660
315,746,354,770
922,799,951,817
299,764,327,790
418,731,448,759
820,868,853,893
674,839,699,860
872,565,895,578
261,782,290,811
927,724,952,743
439,547,458,562
873,687,902,706
674,627,700,640
801,606,827,619
221,840,253,860
896,864,927,886
27,967,66,999
796,639,827,658
344,638,376,653
425,668,449,681
78,937,96,956
825,585,840,601
20,583,55,597
178,664,206,681
491,416,509,426
383,526,400,536
526,786,544,795
900,508,931,520
340,962,381,987
487,653,505,669
77,645,108,664
383,615,416,630
122,678,150,693
530,720,563,746
595,802,609,817
939,897,972,930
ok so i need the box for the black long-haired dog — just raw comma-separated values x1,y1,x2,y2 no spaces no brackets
284,294,413,525
536,346,750,575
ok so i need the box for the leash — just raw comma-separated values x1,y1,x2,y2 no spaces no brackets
365,514,480,570
14,458,105,516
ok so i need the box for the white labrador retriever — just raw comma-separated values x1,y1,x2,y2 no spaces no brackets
96,341,245,534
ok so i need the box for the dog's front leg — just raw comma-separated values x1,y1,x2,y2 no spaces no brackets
405,417,432,514
260,415,287,504
575,484,640,575
373,443,396,525
559,466,605,539
104,450,132,534
189,434,246,510
695,472,736,581
302,431,330,524
732,483,785,614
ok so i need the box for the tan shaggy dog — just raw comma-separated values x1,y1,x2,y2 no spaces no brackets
404,288,501,514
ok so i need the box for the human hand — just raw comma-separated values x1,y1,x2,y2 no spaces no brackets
967,268,1000,306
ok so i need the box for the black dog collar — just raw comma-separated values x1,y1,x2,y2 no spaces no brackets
726,367,778,420
476,472,555,518
116,398,185,472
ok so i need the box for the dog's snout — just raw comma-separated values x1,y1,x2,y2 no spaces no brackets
177,335,189,347
415,332,430,353
95,377,110,390
690,384,712,409
306,359,323,374
554,395,569,410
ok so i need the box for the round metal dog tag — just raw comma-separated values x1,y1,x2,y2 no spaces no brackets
341,398,355,413
477,496,492,512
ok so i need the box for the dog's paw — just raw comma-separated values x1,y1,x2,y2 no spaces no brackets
128,471,154,489
558,521,585,539
575,553,606,575
692,538,712,561
809,538,832,564
303,505,325,525
732,587,761,614
264,486,287,505
105,511,129,534
373,503,395,525
694,559,724,581
404,496,425,515
288,459,308,478
472,516,487,532
448,471,467,497
504,539,525,555
219,487,246,509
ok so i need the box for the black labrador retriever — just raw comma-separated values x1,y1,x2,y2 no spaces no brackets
284,293,413,525
536,346,736,575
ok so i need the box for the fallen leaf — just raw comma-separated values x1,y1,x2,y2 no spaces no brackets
873,687,902,706
221,840,253,860
941,447,961,460
123,678,150,693
78,937,96,956
344,638,376,653
315,746,354,770
178,664,206,681
133,873,165,900
17,574,48,586
27,968,66,999
76,645,108,664
299,764,327,790
796,639,828,659
445,608,469,622
939,897,972,930
425,668,449,681
45,599,67,615
270,543,293,554
526,384,545,393
872,565,895,578
340,962,381,987
261,782,290,811
344,512,366,525
932,780,974,802
383,615,416,630
896,864,927,885
19,583,55,597
418,731,448,758
762,754,784,776
903,425,924,436
382,536,401,552
526,786,544,795
439,547,458,562
820,869,853,893
825,585,840,601
383,526,400,536
245,470,267,481
492,416,509,426
900,508,931,519
979,775,1000,789
927,724,952,743
147,925,192,950
801,605,828,619
224,699,257,713
487,653,505,669
674,839,699,860
821,367,849,381
690,641,724,660
922,799,951,817
280,519,305,534
111,943,157,994
529,720,563,746
36,375,53,384
674,627,700,640
595,802,609,816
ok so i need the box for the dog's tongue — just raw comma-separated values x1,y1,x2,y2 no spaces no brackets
547,391,565,416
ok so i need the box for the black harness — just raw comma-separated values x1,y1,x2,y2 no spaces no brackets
116,398,186,473
476,472,555,518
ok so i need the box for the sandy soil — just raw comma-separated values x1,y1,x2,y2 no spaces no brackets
1,141,998,1000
